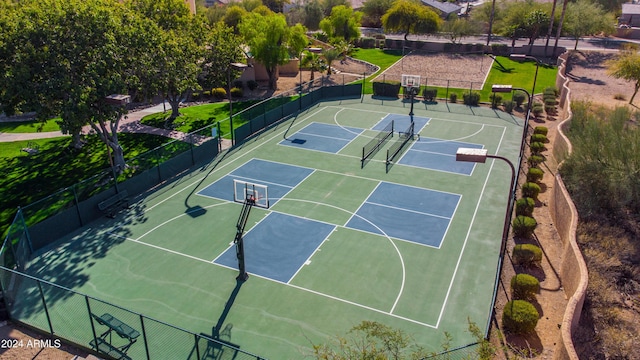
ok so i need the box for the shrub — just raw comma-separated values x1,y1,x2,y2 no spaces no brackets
230,87,243,98
522,182,541,199
530,141,545,154
544,86,559,97
512,91,527,107
490,93,502,108
533,126,548,136
512,215,538,238
503,100,515,114
532,102,544,118
463,91,481,106
510,273,540,300
373,81,401,97
544,98,557,107
527,167,544,182
530,134,548,143
449,93,457,103
247,80,259,90
503,300,539,334
614,93,626,100
212,87,227,99
512,243,543,266
422,87,437,101
515,197,535,217
233,80,244,89
527,154,545,167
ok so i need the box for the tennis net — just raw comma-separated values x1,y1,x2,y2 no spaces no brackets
386,121,415,166
361,120,394,167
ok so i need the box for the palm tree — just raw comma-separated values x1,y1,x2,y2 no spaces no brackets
300,51,326,81
322,48,342,75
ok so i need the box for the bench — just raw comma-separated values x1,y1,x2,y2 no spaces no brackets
98,191,129,218
89,338,132,360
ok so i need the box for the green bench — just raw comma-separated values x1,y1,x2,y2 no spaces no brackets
98,190,129,218
90,313,140,359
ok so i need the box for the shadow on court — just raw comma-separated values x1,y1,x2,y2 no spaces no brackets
193,279,244,359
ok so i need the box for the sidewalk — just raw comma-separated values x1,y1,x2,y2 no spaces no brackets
0,102,232,149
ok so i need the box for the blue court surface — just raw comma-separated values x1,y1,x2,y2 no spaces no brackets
214,212,335,283
345,182,460,247
197,159,314,204
397,138,485,175
279,122,363,153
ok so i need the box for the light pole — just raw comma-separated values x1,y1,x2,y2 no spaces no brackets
456,148,516,257
510,54,540,97
228,62,249,146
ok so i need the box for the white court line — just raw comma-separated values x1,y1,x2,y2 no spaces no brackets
435,125,509,328
365,201,453,220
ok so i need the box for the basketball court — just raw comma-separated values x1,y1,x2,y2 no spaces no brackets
19,91,525,358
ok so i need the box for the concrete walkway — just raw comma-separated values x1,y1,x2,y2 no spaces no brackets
0,102,231,149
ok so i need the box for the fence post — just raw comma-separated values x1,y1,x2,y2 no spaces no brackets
37,281,54,335
140,315,151,360
18,208,33,255
71,186,83,227
86,297,99,351
193,333,201,360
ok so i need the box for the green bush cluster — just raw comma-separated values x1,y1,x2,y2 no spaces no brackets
530,141,545,154
530,133,548,143
527,154,545,167
532,102,544,118
503,100,515,114
533,126,548,136
212,87,227,99
512,91,527,108
490,93,502,109
230,87,243,98
512,243,542,266
373,81,401,97
510,274,540,300
422,88,437,101
247,80,259,90
449,93,457,103
463,91,480,106
515,197,535,217
522,182,541,199
527,167,544,182
503,300,539,334
512,215,537,238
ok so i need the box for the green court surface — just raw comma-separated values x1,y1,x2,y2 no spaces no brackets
24,98,524,358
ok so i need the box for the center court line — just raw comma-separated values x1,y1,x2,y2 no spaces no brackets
365,201,453,220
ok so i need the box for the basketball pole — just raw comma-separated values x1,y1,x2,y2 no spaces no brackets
409,86,416,121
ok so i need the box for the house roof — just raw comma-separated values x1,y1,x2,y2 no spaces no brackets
421,0,462,16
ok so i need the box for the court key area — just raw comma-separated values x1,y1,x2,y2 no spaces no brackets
23,100,525,358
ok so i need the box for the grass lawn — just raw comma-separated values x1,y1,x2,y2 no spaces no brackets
481,56,558,100
0,133,180,237
350,48,403,94
0,118,61,133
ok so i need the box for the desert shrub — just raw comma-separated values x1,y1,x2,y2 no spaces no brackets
503,300,539,334
613,93,626,100
512,243,543,266
512,91,527,107
449,93,457,103
527,167,544,182
533,126,548,136
530,134,548,143
212,87,227,99
522,182,541,199
544,98,557,107
530,141,545,154
230,87,243,98
503,100,515,113
247,80,259,90
532,102,544,118
463,91,480,106
422,88,437,101
510,274,540,300
490,93,502,108
512,215,538,238
515,197,535,217
373,81,401,97
544,86,559,97
527,154,545,167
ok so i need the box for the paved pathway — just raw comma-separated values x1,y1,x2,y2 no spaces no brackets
0,102,232,149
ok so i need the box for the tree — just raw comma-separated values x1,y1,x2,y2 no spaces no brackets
200,22,244,90
362,0,394,27
564,0,614,50
321,0,350,16
0,0,162,171
441,17,478,44
300,51,326,81
522,9,550,48
322,48,342,75
303,0,324,30
223,5,248,33
239,13,308,89
381,0,441,41
319,5,363,43
127,0,206,124
607,46,640,104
